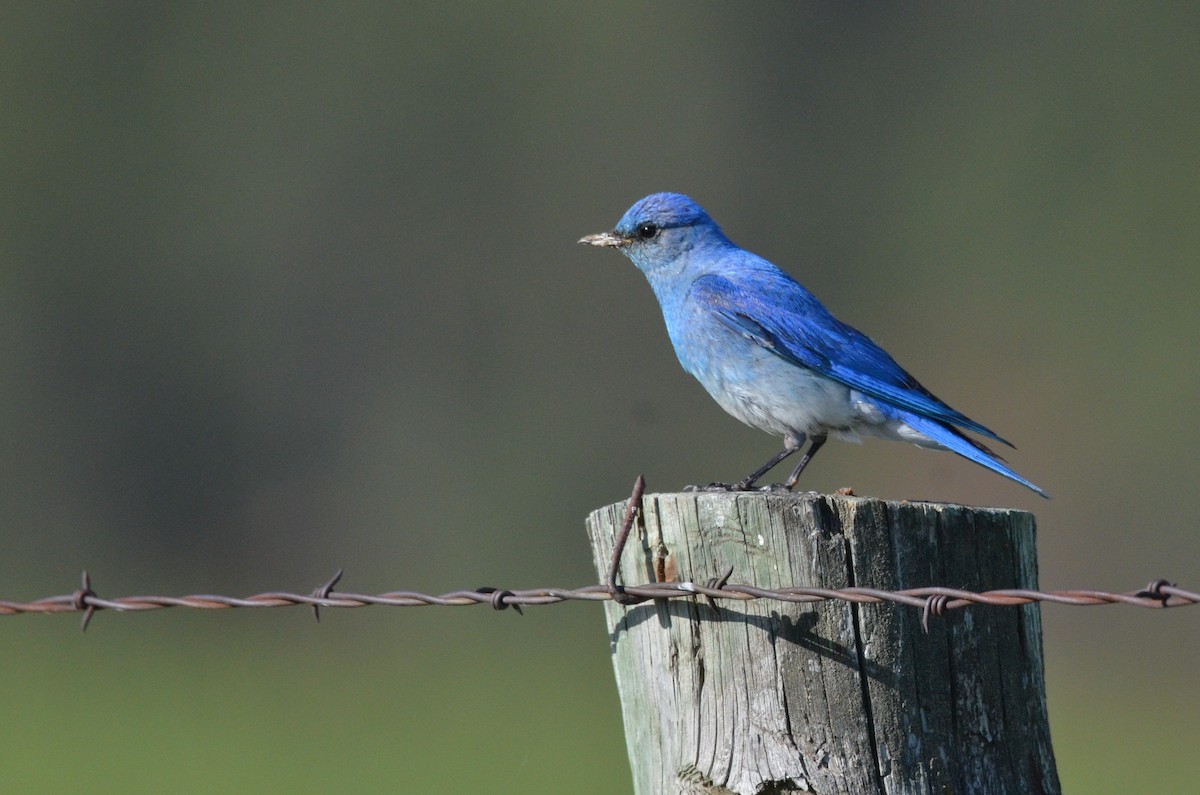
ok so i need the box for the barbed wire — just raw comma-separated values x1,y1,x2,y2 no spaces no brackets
2,478,1196,631
1,569,1195,632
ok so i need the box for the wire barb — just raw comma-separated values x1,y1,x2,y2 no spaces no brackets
702,566,735,612
1137,579,1173,606
922,594,951,633
310,569,343,623
74,570,97,632
476,587,523,615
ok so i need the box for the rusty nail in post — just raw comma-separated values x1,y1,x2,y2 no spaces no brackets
607,475,646,606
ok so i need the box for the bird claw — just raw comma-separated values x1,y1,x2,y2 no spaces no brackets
683,481,792,493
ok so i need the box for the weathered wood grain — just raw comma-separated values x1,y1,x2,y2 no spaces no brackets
586,492,1059,795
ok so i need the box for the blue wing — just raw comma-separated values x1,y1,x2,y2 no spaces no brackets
689,270,1048,496
688,270,1013,446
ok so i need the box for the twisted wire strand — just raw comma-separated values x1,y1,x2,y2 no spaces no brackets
1,572,1194,630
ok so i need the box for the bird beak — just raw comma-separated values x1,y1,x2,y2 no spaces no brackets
577,231,628,248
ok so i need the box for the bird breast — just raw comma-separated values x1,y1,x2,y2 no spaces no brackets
672,313,862,440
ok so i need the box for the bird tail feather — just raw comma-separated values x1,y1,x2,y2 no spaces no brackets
901,413,1049,498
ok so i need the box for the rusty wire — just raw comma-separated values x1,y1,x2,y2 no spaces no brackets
0,569,1195,633
1,478,1197,630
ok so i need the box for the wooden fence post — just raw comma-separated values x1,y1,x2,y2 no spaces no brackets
586,491,1059,795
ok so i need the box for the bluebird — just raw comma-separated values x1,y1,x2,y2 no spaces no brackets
579,192,1046,497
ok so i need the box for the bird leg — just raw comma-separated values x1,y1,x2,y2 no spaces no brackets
782,434,827,490
684,445,798,493
687,433,828,493
733,444,803,491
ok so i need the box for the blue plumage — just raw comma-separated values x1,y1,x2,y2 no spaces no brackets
580,192,1046,498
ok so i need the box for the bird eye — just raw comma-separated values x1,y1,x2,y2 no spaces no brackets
635,222,659,240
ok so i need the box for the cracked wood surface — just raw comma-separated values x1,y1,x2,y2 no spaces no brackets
586,492,1059,795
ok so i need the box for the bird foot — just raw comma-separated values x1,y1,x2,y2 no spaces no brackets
683,481,794,493
683,482,738,492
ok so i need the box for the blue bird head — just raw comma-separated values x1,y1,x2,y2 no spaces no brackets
578,193,731,275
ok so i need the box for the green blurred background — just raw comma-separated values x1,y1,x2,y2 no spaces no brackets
2,2,1197,792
